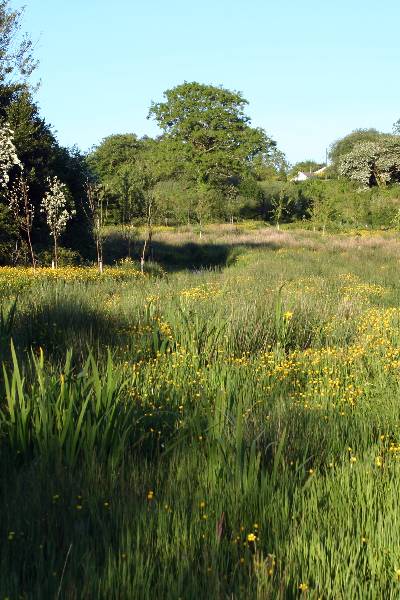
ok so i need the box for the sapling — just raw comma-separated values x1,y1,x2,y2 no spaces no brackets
271,188,292,230
8,176,35,267
0,122,27,263
85,180,104,272
41,176,75,268
140,191,154,273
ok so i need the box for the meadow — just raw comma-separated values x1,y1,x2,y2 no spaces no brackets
2,224,400,598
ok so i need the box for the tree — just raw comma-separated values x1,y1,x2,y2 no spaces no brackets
306,182,337,233
87,134,142,186
270,187,293,230
88,134,148,227
0,121,21,261
0,86,93,259
135,137,170,269
0,3,92,263
393,120,400,135
8,174,35,266
329,129,383,168
41,176,75,267
338,138,400,187
252,147,289,181
85,181,104,271
0,0,37,85
148,82,275,199
0,120,19,185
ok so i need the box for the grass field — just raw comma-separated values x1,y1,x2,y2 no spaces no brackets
2,224,400,598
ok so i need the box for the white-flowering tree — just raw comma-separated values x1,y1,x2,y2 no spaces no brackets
339,139,400,187
0,122,21,189
41,176,75,268
8,175,35,266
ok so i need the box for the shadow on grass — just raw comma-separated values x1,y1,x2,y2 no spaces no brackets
11,299,137,364
103,237,284,271
10,296,174,367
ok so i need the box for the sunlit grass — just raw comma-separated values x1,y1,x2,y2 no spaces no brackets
2,227,400,598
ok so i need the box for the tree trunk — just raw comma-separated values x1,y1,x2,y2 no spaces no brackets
26,228,35,269
141,195,154,273
141,238,147,274
54,237,58,269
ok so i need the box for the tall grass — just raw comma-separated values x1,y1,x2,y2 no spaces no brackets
2,227,400,598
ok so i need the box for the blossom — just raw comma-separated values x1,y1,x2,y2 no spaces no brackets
299,582,308,592
41,176,74,239
0,123,21,188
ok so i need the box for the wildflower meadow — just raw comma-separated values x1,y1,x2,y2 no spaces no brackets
2,225,400,598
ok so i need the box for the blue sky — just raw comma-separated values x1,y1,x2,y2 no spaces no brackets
17,0,400,164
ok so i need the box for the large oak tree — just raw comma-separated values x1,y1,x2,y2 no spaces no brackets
148,82,276,192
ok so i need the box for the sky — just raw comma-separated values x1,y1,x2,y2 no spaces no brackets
15,0,400,164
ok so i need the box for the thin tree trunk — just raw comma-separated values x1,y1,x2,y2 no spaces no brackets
141,196,153,273
141,238,147,274
26,228,35,269
54,236,58,269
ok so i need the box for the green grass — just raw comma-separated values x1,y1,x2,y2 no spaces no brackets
2,226,400,598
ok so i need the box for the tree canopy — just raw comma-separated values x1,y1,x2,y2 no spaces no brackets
329,129,384,167
148,82,275,190
0,0,37,85
338,137,400,187
0,1,91,263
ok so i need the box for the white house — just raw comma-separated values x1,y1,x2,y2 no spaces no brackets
291,165,328,182
291,171,313,182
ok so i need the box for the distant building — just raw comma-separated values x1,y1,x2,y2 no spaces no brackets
291,171,313,182
314,166,328,176
291,165,328,182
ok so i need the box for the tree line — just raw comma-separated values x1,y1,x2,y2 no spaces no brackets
1,0,400,268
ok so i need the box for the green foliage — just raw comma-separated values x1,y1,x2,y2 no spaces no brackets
148,82,275,193
338,137,400,187
251,147,289,181
256,179,400,231
0,201,17,262
36,246,83,266
3,230,400,596
1,343,134,466
87,85,289,231
0,0,37,84
329,128,384,168
0,86,93,260
87,134,143,217
256,181,307,223
0,4,92,263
